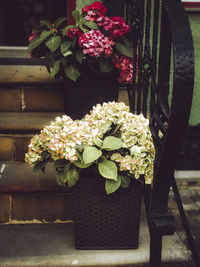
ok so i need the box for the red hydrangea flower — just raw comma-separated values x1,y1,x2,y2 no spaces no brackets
67,28,82,39
82,1,107,15
112,54,133,84
28,32,38,42
103,16,130,39
78,30,115,58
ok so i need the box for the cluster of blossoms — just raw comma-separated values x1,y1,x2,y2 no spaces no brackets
28,1,134,84
112,54,133,84
78,30,114,57
26,102,155,185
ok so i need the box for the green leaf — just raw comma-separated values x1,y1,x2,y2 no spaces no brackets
98,159,118,181
74,160,92,168
115,42,133,58
56,171,66,186
28,36,41,51
64,65,80,81
120,175,131,188
28,30,51,51
61,40,73,54
33,158,50,174
54,17,67,28
40,19,52,28
72,10,81,25
83,146,102,164
93,138,103,148
45,36,61,52
75,49,84,64
66,165,79,187
51,60,61,77
99,58,114,73
63,50,73,57
40,30,52,41
105,175,121,194
102,136,123,151
83,21,98,29
62,25,74,36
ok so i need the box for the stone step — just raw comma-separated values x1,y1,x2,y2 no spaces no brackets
0,215,192,267
0,87,65,112
0,86,129,112
0,162,71,224
0,112,64,133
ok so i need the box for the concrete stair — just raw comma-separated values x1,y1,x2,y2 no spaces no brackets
0,212,192,267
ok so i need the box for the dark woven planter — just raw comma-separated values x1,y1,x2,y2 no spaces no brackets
63,66,119,120
72,169,143,250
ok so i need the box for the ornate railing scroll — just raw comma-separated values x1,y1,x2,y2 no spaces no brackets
123,0,196,266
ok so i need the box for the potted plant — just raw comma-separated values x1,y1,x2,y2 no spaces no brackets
28,1,134,119
25,101,155,249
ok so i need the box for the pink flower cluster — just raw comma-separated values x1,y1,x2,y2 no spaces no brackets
79,30,114,57
112,54,133,84
66,28,82,39
82,1,107,15
104,16,130,39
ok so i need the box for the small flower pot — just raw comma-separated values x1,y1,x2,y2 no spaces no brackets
63,66,119,119
72,169,143,249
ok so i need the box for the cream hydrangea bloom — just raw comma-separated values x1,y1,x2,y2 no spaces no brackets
25,101,155,185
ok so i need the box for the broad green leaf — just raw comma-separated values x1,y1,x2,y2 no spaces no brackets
62,25,74,36
40,19,52,28
56,171,66,186
98,159,118,180
66,165,79,187
54,17,67,28
115,42,133,58
74,160,92,169
105,175,121,194
28,30,51,51
83,21,98,29
40,30,52,41
63,50,73,57
99,58,114,73
72,10,81,25
28,36,41,51
93,138,103,148
33,158,49,174
64,65,80,81
75,49,84,64
61,40,73,54
51,60,61,77
120,175,131,188
102,136,123,151
83,146,102,165
45,36,61,52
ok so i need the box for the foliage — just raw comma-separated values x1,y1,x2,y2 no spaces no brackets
25,102,155,194
28,1,134,83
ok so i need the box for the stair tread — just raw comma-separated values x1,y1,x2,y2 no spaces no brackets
0,162,67,193
0,112,64,132
0,216,191,267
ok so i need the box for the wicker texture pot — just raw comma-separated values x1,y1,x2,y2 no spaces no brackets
72,169,143,250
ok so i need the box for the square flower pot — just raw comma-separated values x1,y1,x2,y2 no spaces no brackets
72,170,143,249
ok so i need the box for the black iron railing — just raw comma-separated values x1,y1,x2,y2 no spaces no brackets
106,0,199,266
